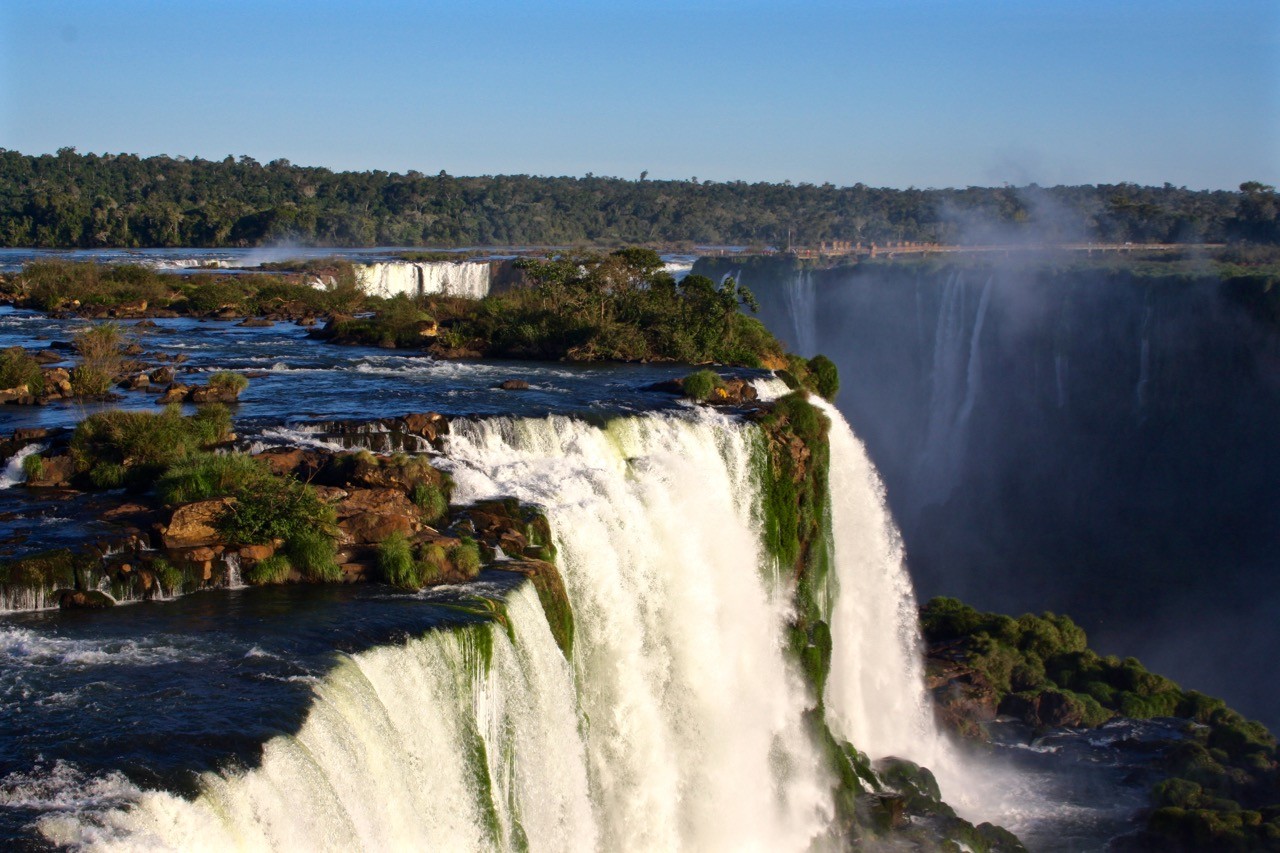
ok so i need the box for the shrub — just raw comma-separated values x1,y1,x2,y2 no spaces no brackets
218,476,336,546
156,452,268,504
21,453,43,480
807,354,840,401
70,406,234,488
247,554,292,585
377,532,417,588
207,371,249,397
410,481,449,524
69,366,112,397
0,348,45,395
417,543,449,585
682,369,725,402
151,558,184,595
285,529,342,583
190,404,233,444
449,537,483,579
770,392,827,445
71,323,124,395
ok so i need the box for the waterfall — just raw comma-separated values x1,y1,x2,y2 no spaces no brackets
784,270,818,355
817,399,944,765
914,272,992,508
39,407,971,850
1136,301,1154,415
442,412,830,849
41,585,595,851
354,262,491,299
0,587,51,613
0,443,45,489
223,553,244,590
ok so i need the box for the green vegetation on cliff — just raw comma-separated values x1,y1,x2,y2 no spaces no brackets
751,397,1021,850
922,597,1280,851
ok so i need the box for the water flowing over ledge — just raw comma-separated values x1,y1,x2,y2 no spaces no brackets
32,406,973,850
354,261,491,299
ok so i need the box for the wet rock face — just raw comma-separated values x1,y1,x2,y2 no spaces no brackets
925,649,1000,739
55,589,115,609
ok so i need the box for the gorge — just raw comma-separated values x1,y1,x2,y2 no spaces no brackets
1,249,1277,850
698,254,1280,731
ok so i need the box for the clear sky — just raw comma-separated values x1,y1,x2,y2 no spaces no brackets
1,0,1276,189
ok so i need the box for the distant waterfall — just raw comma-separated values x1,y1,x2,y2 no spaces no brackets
914,272,992,508
43,408,972,850
785,270,818,355
354,261,491,299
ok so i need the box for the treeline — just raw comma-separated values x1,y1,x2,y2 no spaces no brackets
1,148,1277,248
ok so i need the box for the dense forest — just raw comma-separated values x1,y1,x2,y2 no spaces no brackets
0,148,1277,248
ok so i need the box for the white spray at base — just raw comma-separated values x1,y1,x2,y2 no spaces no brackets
39,406,1018,850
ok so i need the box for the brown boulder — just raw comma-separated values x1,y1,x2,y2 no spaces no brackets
0,384,30,404
189,386,237,404
56,590,115,609
499,379,530,391
148,366,176,385
334,488,421,544
162,498,232,549
157,384,190,404
401,412,448,442
345,453,444,493
25,455,75,488
237,543,275,562
312,485,349,504
254,447,312,476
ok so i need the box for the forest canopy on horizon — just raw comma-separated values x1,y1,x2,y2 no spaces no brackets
1,148,1276,249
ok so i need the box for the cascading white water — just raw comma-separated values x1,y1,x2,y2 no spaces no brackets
44,411,840,851
0,443,46,489
0,586,51,613
354,261,491,299
817,398,949,767
223,553,244,590
37,405,1010,850
443,412,831,850
40,585,596,851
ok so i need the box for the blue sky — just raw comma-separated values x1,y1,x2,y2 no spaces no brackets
1,0,1276,189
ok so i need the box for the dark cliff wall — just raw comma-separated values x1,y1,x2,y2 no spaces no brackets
698,256,1280,727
